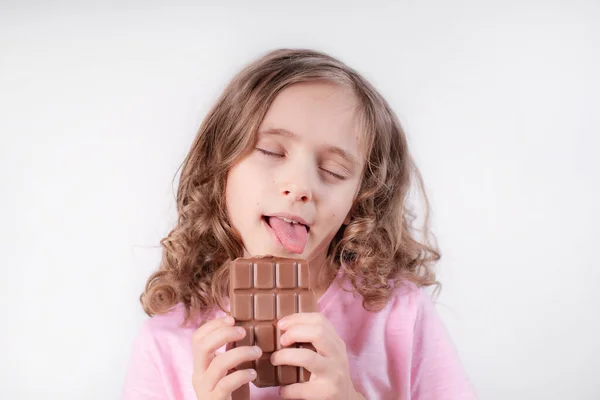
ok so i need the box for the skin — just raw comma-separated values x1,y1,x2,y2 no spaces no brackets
225,81,365,297
193,82,367,400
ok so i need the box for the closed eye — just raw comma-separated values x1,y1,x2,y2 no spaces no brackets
256,148,284,158
321,169,347,180
257,147,348,180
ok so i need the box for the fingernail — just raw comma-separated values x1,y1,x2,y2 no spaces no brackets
224,315,234,324
236,326,245,335
248,369,256,378
279,334,287,345
252,346,261,355
278,318,287,328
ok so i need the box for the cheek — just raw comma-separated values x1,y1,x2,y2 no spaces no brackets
323,188,355,222
225,160,266,221
225,164,249,221
227,160,256,196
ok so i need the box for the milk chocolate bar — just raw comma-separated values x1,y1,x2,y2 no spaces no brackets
229,256,317,387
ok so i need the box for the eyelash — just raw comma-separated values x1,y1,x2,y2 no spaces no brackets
256,148,284,158
255,148,346,180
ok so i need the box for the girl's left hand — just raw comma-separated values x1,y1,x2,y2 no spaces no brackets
270,312,363,400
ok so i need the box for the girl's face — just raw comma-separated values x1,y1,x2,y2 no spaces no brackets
225,81,365,267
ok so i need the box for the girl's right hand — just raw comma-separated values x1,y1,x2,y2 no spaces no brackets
192,315,262,400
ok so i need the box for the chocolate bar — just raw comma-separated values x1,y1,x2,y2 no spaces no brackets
229,256,317,387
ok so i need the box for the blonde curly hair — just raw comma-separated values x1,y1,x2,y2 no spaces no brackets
140,49,440,325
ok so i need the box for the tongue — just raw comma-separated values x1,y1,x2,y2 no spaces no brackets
268,217,308,254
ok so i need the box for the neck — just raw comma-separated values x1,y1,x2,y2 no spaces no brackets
308,253,337,300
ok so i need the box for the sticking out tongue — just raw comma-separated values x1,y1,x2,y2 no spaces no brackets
267,217,308,254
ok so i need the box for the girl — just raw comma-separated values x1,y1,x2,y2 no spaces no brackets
122,49,476,400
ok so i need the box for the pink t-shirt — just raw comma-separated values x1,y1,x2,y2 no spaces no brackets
122,277,477,400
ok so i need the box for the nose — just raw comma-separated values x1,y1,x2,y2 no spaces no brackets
278,168,313,203
281,183,312,203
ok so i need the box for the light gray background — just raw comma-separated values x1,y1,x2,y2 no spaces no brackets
1,1,599,399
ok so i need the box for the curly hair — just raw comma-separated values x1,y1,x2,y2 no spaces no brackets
140,49,441,325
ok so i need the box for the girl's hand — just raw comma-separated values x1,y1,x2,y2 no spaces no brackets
270,313,363,400
191,315,261,400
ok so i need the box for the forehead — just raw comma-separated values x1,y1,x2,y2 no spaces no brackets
258,81,366,159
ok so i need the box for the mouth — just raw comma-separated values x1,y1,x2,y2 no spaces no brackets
263,215,310,232
262,215,310,254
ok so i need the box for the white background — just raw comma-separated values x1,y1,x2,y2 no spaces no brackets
1,1,599,399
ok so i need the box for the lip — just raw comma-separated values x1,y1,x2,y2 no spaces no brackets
264,213,311,228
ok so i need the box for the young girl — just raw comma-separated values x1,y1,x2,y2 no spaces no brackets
122,49,476,400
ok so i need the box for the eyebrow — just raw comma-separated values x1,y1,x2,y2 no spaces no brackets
259,128,360,166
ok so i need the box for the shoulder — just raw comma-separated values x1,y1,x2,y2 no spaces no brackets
123,303,201,399
140,303,195,335
130,303,203,357
384,281,440,331
389,280,432,313
324,273,433,319
133,302,232,348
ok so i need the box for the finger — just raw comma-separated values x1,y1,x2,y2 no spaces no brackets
196,315,235,338
192,324,245,373
270,348,325,375
279,324,336,356
212,369,255,399
193,324,243,373
192,316,235,363
277,312,331,331
203,346,262,391
280,381,322,400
